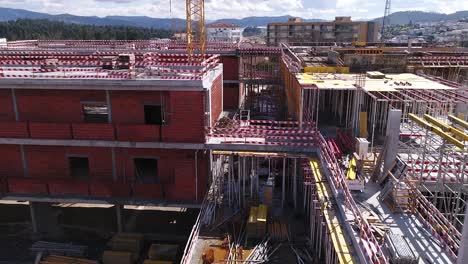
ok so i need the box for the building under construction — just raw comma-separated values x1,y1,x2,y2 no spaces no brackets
0,39,467,264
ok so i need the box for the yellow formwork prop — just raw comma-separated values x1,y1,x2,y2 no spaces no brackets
359,112,368,138
424,114,468,142
449,115,468,130
409,114,464,149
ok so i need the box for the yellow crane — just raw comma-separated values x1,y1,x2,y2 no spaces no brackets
186,0,206,63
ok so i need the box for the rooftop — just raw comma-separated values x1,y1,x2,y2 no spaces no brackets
0,52,221,82
296,72,455,91
207,23,241,28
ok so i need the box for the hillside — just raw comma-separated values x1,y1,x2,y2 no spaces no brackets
0,7,467,29
373,10,468,25
0,7,322,29
0,19,172,40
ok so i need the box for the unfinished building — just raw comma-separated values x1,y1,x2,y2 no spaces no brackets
0,39,467,264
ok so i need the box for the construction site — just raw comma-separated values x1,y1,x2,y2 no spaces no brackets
0,1,467,264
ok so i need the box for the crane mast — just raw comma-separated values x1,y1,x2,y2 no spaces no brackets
380,0,391,45
186,0,206,63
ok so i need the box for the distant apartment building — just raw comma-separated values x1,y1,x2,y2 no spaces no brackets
207,23,242,43
267,17,378,46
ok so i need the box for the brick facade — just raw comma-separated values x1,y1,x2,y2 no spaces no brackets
0,73,221,202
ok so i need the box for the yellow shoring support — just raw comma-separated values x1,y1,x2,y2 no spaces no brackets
424,114,468,142
409,114,465,149
310,158,356,264
448,115,468,130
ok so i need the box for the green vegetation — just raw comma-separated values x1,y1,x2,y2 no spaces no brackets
243,26,263,37
0,19,173,40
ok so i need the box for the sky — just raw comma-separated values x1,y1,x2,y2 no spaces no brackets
0,0,466,20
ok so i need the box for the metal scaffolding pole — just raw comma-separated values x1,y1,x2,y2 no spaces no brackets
294,158,297,209
282,157,286,208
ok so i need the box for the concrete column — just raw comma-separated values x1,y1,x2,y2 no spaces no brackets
106,90,113,123
282,158,286,208
20,145,29,178
116,204,124,233
29,202,59,238
293,158,297,209
29,202,38,234
383,109,402,174
111,147,117,181
457,207,468,264
11,88,19,121
455,102,467,121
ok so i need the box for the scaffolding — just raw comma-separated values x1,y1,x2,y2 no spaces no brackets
392,113,468,261
239,48,282,118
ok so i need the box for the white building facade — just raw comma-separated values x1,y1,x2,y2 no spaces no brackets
207,23,242,43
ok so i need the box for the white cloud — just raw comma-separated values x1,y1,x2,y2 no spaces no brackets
0,0,465,20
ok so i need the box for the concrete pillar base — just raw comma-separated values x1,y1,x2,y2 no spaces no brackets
29,202,61,239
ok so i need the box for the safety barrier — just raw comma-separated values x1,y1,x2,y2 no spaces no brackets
316,133,388,264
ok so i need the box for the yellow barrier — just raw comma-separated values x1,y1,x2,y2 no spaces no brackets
346,157,357,180
304,66,350,74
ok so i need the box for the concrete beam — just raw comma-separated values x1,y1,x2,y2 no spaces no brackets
115,204,124,233
3,195,202,209
0,79,205,91
0,138,319,153
0,138,205,150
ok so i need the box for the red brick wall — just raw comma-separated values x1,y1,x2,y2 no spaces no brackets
223,83,239,110
4,89,208,143
210,75,223,126
111,90,165,124
220,56,239,81
4,145,208,201
0,145,23,179
0,90,15,121
25,146,113,181
17,90,106,123
162,91,206,143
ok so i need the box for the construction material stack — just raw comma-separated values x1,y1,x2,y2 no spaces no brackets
103,233,144,264
144,243,178,264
